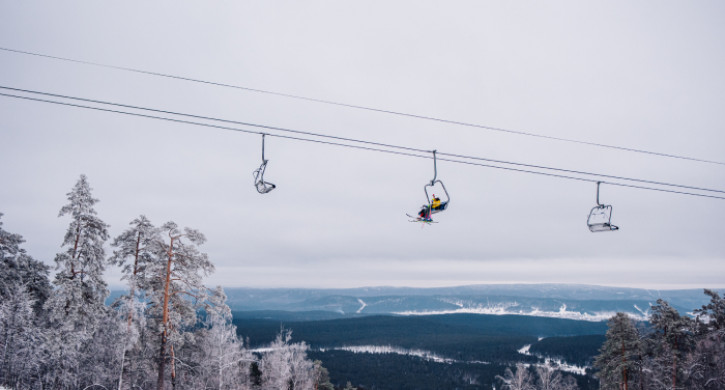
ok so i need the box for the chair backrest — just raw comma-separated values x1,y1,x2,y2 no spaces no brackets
587,204,618,232
253,160,276,194
424,179,450,208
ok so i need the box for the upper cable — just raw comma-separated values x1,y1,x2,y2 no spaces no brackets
2,46,724,166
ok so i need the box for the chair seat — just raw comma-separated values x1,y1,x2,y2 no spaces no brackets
588,223,619,232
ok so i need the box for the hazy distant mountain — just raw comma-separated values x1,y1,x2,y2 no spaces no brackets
218,284,716,321
107,283,715,321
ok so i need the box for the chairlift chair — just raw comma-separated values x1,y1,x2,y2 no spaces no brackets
253,161,276,193
253,134,276,194
409,150,450,222
587,182,618,232
424,179,450,215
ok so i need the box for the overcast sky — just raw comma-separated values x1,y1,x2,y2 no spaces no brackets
1,1,724,290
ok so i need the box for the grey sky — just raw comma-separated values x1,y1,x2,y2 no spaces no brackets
1,1,724,289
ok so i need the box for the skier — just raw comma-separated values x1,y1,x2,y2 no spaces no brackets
431,194,442,210
417,194,443,221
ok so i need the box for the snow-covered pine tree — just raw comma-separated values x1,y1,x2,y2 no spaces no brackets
0,213,51,312
46,174,110,325
0,284,47,389
152,221,214,390
111,215,158,328
42,174,112,389
646,299,695,389
691,290,725,389
181,286,254,390
594,313,642,390
0,214,52,388
110,215,160,390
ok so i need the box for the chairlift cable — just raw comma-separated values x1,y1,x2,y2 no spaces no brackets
2,91,725,201
436,151,725,195
0,85,424,154
2,46,724,167
2,85,723,196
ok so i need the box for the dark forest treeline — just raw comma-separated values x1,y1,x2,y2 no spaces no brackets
234,313,606,389
234,314,606,364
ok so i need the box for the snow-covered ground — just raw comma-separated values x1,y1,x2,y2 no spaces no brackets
317,343,588,375
252,341,587,376
356,298,367,314
317,345,490,365
517,343,588,375
395,303,648,322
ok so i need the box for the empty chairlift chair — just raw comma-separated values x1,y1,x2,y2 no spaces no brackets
587,182,619,232
253,134,276,194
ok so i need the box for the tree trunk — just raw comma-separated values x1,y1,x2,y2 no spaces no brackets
1,328,10,382
639,356,644,390
120,232,142,390
170,344,176,390
70,223,81,278
156,236,175,390
218,356,223,390
622,341,628,390
127,231,141,327
156,331,168,390
118,347,126,390
672,338,678,390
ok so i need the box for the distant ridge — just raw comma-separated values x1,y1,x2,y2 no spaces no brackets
107,284,717,321
217,283,717,322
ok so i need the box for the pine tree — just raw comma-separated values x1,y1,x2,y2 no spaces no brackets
594,312,642,390
152,221,214,390
313,360,334,390
0,214,51,389
0,213,51,312
191,286,253,390
692,290,725,389
110,215,158,328
0,284,47,389
46,174,110,325
110,215,160,390
646,299,694,389
42,174,111,389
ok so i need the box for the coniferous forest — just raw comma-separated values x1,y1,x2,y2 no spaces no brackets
1,175,724,390
0,175,330,390
594,294,725,389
